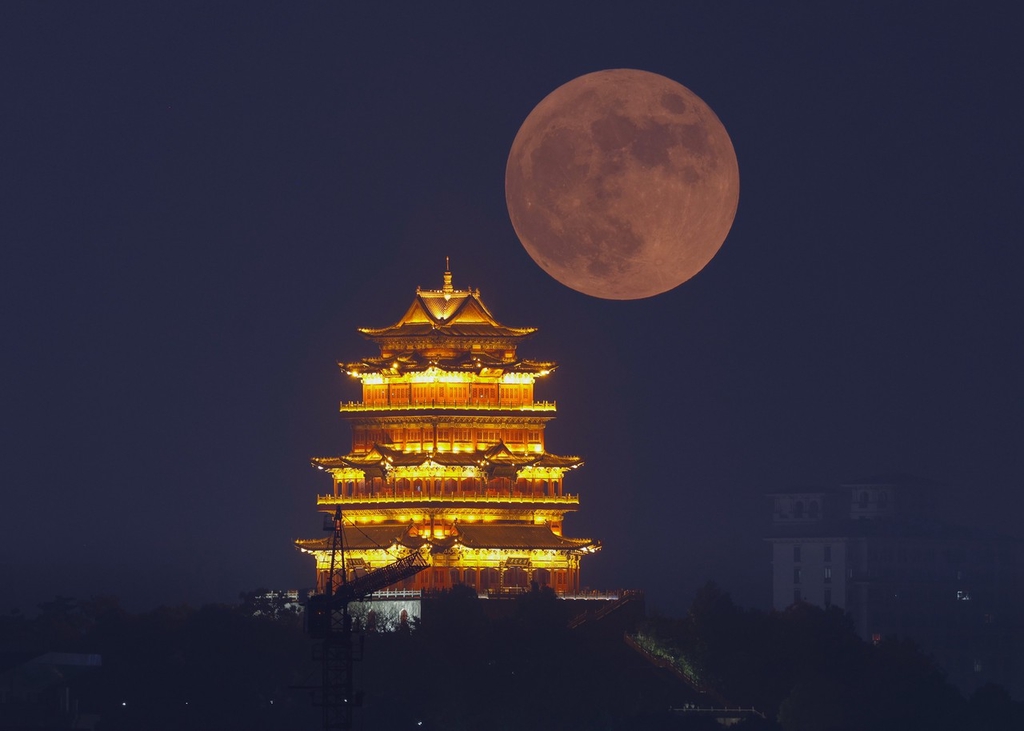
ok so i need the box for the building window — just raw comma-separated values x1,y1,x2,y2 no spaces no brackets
824,545,832,562
793,545,801,562
824,589,832,606
793,589,801,604
824,567,832,583
793,567,802,584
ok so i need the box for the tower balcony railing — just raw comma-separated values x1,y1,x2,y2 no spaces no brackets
339,400,557,413
317,492,579,506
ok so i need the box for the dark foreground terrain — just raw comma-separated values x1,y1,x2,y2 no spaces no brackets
1,585,1021,730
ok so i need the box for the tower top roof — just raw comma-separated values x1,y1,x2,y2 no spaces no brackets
357,264,537,347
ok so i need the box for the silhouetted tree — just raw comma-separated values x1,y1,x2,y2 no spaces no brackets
965,683,1024,730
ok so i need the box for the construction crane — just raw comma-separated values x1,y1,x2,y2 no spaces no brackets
305,506,428,731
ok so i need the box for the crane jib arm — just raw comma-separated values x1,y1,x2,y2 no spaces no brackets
332,551,429,606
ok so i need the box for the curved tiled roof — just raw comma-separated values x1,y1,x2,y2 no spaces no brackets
452,523,597,551
295,524,425,551
311,443,583,472
295,522,599,553
343,350,555,376
356,269,536,344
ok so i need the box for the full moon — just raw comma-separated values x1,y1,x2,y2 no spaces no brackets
505,69,739,300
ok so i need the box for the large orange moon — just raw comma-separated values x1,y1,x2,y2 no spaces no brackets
505,69,739,299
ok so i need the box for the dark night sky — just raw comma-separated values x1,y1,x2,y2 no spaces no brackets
3,2,1022,615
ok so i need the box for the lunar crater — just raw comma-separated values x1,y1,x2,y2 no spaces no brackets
661,93,688,114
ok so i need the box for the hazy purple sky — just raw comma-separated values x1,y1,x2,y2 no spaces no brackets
3,2,1022,614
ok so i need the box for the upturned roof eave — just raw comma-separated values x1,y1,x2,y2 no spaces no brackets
356,287,536,340
311,445,582,470
341,357,555,376
356,324,538,341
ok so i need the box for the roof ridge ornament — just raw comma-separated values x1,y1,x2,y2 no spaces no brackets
443,257,453,299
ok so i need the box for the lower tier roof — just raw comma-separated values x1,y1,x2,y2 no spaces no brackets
295,522,598,553
312,442,582,471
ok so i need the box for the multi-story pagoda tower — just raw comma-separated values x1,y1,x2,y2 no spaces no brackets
296,265,600,596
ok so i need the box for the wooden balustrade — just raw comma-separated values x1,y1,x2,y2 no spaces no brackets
339,400,556,412
317,492,578,505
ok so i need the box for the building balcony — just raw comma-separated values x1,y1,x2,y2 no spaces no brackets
317,492,579,507
339,400,557,413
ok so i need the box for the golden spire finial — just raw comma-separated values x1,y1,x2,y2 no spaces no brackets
442,257,453,297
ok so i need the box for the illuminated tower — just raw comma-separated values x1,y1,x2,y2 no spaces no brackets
296,266,600,596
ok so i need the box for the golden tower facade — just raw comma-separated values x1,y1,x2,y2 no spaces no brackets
296,267,600,596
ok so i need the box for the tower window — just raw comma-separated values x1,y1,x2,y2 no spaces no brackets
793,545,801,562
793,568,802,584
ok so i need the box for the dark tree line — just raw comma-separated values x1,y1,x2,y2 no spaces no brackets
2,584,1021,730
1,592,319,730
637,582,1023,731
357,584,706,730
